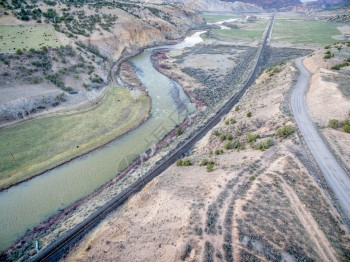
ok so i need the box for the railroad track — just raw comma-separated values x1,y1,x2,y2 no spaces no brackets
30,15,275,262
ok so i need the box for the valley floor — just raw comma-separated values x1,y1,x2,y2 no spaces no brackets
63,60,350,261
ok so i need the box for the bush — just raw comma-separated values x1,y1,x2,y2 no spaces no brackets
176,159,191,166
176,159,183,166
220,134,226,141
249,175,256,181
215,149,224,155
328,119,340,128
176,127,183,136
200,159,208,166
213,130,220,136
276,125,295,138
247,112,252,118
230,118,236,124
235,105,240,111
16,49,23,55
342,124,350,133
183,159,192,166
331,62,350,70
225,120,230,125
224,141,234,150
207,161,215,172
56,92,65,102
254,138,274,151
226,133,233,141
246,133,259,144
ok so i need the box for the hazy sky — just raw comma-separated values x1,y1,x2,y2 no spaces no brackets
300,0,317,2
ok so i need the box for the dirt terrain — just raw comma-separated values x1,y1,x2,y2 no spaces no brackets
63,61,350,261
304,43,350,174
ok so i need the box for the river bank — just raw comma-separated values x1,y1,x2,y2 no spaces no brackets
0,31,199,261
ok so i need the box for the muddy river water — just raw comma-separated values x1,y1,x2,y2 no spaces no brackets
0,32,205,251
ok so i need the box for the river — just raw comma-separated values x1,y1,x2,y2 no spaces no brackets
0,32,205,252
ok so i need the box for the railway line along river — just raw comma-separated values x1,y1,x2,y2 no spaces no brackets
0,32,205,251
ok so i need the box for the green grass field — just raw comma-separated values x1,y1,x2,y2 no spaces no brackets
272,20,341,46
0,25,61,53
0,86,150,189
201,14,238,23
204,20,268,42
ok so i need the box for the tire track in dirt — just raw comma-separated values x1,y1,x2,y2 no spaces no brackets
281,181,338,262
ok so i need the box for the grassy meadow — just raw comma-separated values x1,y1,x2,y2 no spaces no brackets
0,25,61,53
0,86,150,190
200,14,238,23
204,19,269,42
272,20,341,46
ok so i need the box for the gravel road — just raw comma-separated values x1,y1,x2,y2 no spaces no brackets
292,57,350,219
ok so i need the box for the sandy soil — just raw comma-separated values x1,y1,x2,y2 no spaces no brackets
63,61,350,262
304,46,350,173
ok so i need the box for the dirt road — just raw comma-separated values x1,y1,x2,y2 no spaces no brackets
292,57,350,219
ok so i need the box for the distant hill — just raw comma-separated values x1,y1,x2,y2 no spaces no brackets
220,0,302,9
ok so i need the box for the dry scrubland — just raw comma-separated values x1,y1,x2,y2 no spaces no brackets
64,61,350,261
304,41,350,175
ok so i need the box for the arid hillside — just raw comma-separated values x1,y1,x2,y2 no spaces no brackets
63,59,350,261
0,1,204,125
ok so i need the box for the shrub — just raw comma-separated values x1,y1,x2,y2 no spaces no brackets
325,45,331,49
220,134,226,141
213,130,220,136
200,159,208,166
177,159,191,166
246,133,259,144
183,159,192,166
64,86,73,92
224,141,234,150
16,49,23,55
247,112,252,118
249,175,256,181
225,120,229,125
328,119,340,128
176,159,183,166
226,133,233,141
230,118,236,124
276,125,295,138
207,162,215,172
254,138,274,151
343,124,350,133
176,127,183,136
331,62,350,70
56,92,65,102
215,149,224,155
235,105,240,111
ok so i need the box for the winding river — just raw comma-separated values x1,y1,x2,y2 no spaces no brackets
0,32,205,251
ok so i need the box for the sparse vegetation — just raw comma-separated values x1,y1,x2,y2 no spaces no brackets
276,125,295,138
246,132,259,144
176,159,192,166
254,138,274,151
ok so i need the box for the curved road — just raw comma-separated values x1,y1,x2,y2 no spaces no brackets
292,57,350,219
